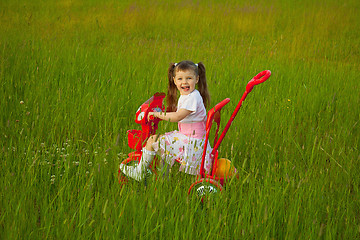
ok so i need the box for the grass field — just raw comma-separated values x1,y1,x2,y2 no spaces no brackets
1,0,359,239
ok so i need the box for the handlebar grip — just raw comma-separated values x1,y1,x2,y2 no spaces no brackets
253,70,271,83
246,70,271,92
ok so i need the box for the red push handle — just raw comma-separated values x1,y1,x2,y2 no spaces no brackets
211,70,271,154
246,70,271,93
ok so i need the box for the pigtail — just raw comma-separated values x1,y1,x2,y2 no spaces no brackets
197,62,210,109
166,63,178,112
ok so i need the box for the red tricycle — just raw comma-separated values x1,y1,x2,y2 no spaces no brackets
119,70,271,197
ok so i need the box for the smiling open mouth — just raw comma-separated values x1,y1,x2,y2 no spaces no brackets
181,86,190,90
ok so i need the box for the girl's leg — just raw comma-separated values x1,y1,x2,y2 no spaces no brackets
119,135,158,181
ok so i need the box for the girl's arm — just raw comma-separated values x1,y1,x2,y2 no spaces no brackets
148,109,192,122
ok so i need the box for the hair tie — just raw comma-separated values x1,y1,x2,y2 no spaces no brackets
195,63,198,67
174,63,178,66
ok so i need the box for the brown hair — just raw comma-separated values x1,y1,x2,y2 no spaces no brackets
166,60,210,112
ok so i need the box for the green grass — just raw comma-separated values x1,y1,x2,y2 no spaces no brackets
1,0,359,239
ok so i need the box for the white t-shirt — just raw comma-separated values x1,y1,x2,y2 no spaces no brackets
177,89,207,123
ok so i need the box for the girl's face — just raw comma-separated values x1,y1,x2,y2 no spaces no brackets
173,69,199,95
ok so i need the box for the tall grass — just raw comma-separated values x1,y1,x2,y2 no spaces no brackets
1,0,359,239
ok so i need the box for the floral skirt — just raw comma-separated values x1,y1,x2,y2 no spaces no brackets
152,130,213,175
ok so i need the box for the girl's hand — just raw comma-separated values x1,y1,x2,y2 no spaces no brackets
147,112,156,121
148,109,192,122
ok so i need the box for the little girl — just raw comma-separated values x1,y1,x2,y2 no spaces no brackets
120,60,213,181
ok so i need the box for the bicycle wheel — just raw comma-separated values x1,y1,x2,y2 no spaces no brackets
188,178,223,200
